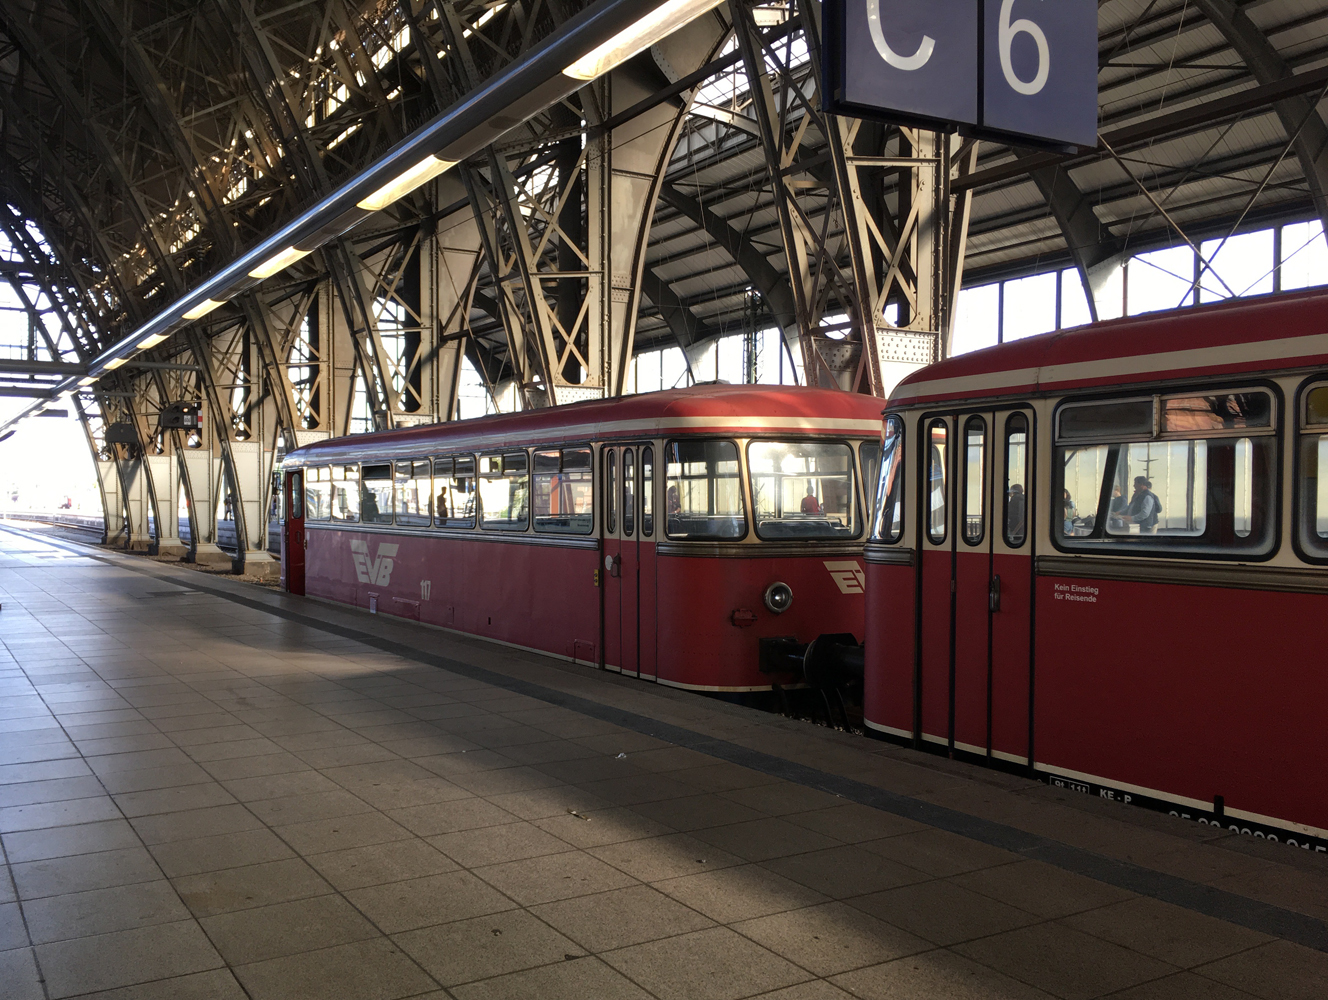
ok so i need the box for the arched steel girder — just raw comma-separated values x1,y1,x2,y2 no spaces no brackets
1195,0,1328,231
656,182,800,345
1031,166,1123,323
639,267,716,361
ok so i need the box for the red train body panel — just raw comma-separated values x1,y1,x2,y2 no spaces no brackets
280,385,882,692
864,289,1328,849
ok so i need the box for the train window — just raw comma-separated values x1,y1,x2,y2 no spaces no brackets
434,457,476,528
642,447,654,537
1297,384,1328,558
606,450,617,534
623,449,636,537
870,417,903,544
305,467,331,521
1058,398,1154,443
927,421,947,544
1055,391,1277,555
288,474,303,522
332,465,360,522
861,441,881,513
962,418,986,545
533,448,594,535
1004,414,1029,547
665,439,745,540
360,464,393,524
480,452,529,531
749,440,857,539
395,462,431,527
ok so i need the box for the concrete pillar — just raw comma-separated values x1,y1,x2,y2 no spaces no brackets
146,454,188,558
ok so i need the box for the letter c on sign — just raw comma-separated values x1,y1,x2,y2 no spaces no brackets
867,0,935,72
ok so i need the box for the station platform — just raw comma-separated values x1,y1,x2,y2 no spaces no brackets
1,524,1325,1000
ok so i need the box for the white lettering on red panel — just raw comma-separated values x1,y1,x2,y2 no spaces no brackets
350,539,399,587
824,560,866,594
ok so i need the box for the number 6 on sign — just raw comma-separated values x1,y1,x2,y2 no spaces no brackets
999,0,1049,95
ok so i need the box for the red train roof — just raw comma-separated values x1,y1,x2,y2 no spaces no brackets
891,287,1328,407
285,383,886,467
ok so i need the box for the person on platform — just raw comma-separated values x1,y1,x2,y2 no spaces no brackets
800,485,821,514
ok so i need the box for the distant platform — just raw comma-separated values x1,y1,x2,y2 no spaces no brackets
0,523,1325,1000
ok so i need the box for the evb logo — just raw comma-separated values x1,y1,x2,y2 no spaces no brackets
351,540,399,586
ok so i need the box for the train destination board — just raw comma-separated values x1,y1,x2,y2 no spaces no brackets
824,0,1098,149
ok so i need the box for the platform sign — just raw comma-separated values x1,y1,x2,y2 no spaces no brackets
824,0,1098,150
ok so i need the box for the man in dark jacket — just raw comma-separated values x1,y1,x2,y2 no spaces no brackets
1118,476,1161,534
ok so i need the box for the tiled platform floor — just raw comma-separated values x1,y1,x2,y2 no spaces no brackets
1,523,1326,1000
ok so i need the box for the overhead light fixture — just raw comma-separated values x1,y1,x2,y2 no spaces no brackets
249,246,312,279
183,299,223,320
78,376,96,386
356,155,458,212
563,0,726,81
137,333,169,350
104,358,126,370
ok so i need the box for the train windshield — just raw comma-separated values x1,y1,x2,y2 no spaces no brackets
665,439,745,540
1056,390,1276,554
749,441,857,539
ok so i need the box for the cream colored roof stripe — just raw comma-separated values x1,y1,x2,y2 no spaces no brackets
898,332,1328,401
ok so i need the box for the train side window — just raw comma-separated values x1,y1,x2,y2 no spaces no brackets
606,450,617,534
1004,414,1028,547
395,461,431,527
480,452,529,531
749,440,857,539
332,465,360,522
1297,384,1328,558
962,417,986,545
665,439,746,540
642,447,654,537
533,448,594,535
623,449,636,537
871,417,903,543
288,473,303,522
434,457,476,528
360,464,393,524
1055,389,1277,556
305,467,331,521
927,421,948,544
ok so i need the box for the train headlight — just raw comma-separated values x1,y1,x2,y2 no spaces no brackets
764,581,793,615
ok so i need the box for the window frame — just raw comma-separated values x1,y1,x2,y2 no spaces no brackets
1003,412,1030,549
961,416,987,547
641,446,655,538
331,464,361,523
746,436,862,542
925,419,949,546
305,467,332,521
478,451,530,532
1292,377,1328,565
392,460,432,528
532,446,596,536
663,437,748,542
1050,382,1283,561
433,455,478,530
869,416,905,545
359,463,395,525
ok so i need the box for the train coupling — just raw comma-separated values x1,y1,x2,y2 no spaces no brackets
759,633,863,685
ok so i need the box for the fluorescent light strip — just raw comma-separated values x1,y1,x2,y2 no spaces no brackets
357,155,458,212
564,0,727,81
137,333,169,350
103,358,126,371
183,299,224,320
249,246,313,279
78,377,96,386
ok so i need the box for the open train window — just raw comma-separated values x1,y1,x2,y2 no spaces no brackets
870,417,903,544
1054,388,1277,558
395,461,431,527
331,465,360,522
749,440,858,539
533,448,594,535
434,456,476,528
1296,383,1328,560
480,452,528,531
665,439,745,540
305,467,331,521
360,464,393,524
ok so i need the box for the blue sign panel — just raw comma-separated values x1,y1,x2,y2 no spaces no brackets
829,0,978,131
981,0,1098,148
824,1,1098,150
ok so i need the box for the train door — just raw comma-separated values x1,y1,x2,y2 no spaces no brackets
916,409,1033,759
601,444,657,679
282,469,306,595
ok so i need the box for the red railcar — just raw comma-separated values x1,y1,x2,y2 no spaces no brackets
280,385,883,692
864,289,1328,850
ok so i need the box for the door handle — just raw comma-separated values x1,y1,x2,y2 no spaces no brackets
989,574,1001,612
